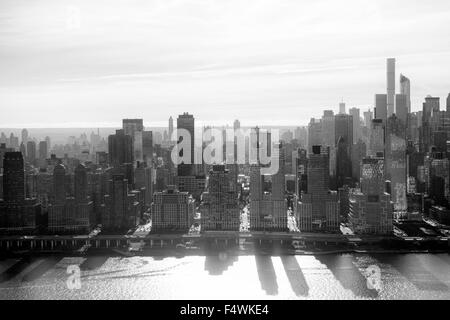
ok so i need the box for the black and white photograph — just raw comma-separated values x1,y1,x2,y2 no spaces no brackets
1,0,450,307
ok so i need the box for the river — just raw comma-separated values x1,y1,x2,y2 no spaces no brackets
1,253,450,299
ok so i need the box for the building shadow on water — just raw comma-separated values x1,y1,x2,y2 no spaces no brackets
371,254,448,292
280,256,309,297
0,256,34,283
79,256,109,271
204,252,238,275
255,255,278,296
21,257,62,282
315,255,379,298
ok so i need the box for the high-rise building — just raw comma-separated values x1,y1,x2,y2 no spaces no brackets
123,119,144,162
349,157,393,235
400,74,411,114
308,118,322,153
375,94,388,124
151,186,195,232
369,119,385,157
102,174,140,230
447,93,450,113
26,141,36,164
295,146,339,232
74,163,88,203
386,115,407,211
233,119,240,131
48,164,93,234
38,141,48,161
429,153,450,205
2,152,25,205
322,110,336,175
108,129,134,167
421,96,440,153
168,116,174,140
177,113,195,165
135,161,153,208
45,136,51,152
250,143,287,231
395,94,408,126
200,165,240,231
339,102,346,114
387,58,396,117
293,149,308,196
142,131,153,165
351,140,367,181
335,114,353,187
349,108,361,142
123,119,144,136
53,163,67,205
364,110,374,128
21,129,28,145
321,110,335,149
0,143,13,170
0,152,41,232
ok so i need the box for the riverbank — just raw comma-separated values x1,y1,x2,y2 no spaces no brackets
2,246,449,259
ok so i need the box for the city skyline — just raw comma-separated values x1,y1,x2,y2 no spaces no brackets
2,0,450,303
1,0,450,128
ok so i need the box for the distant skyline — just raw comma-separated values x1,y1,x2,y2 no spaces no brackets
1,0,450,128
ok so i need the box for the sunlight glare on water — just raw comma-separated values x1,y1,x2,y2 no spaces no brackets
1,254,450,300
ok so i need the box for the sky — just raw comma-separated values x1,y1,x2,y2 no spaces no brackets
1,0,450,128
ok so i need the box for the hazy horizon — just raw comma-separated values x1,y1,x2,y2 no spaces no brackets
1,0,450,128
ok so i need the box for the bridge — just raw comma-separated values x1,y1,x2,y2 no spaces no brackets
1,231,447,253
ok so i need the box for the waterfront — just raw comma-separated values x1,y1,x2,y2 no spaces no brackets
1,253,450,300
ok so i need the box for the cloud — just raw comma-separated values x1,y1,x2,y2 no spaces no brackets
1,0,450,127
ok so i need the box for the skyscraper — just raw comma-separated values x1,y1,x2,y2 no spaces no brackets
369,119,385,157
339,102,346,114
321,110,335,148
2,152,25,205
53,163,67,205
335,114,353,186
38,141,48,161
400,74,411,114
321,110,336,176
375,94,388,124
26,141,36,163
387,58,396,117
177,113,195,165
308,118,322,153
108,129,134,167
447,93,450,113
142,131,153,165
74,163,88,203
250,143,287,231
21,129,28,145
349,108,361,142
295,146,339,232
349,158,393,235
0,152,40,232
386,115,407,211
168,116,174,140
135,161,153,208
200,165,240,231
421,96,440,153
123,119,144,162
233,119,240,131
363,110,374,128
395,94,408,126
151,186,195,232
102,174,140,230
